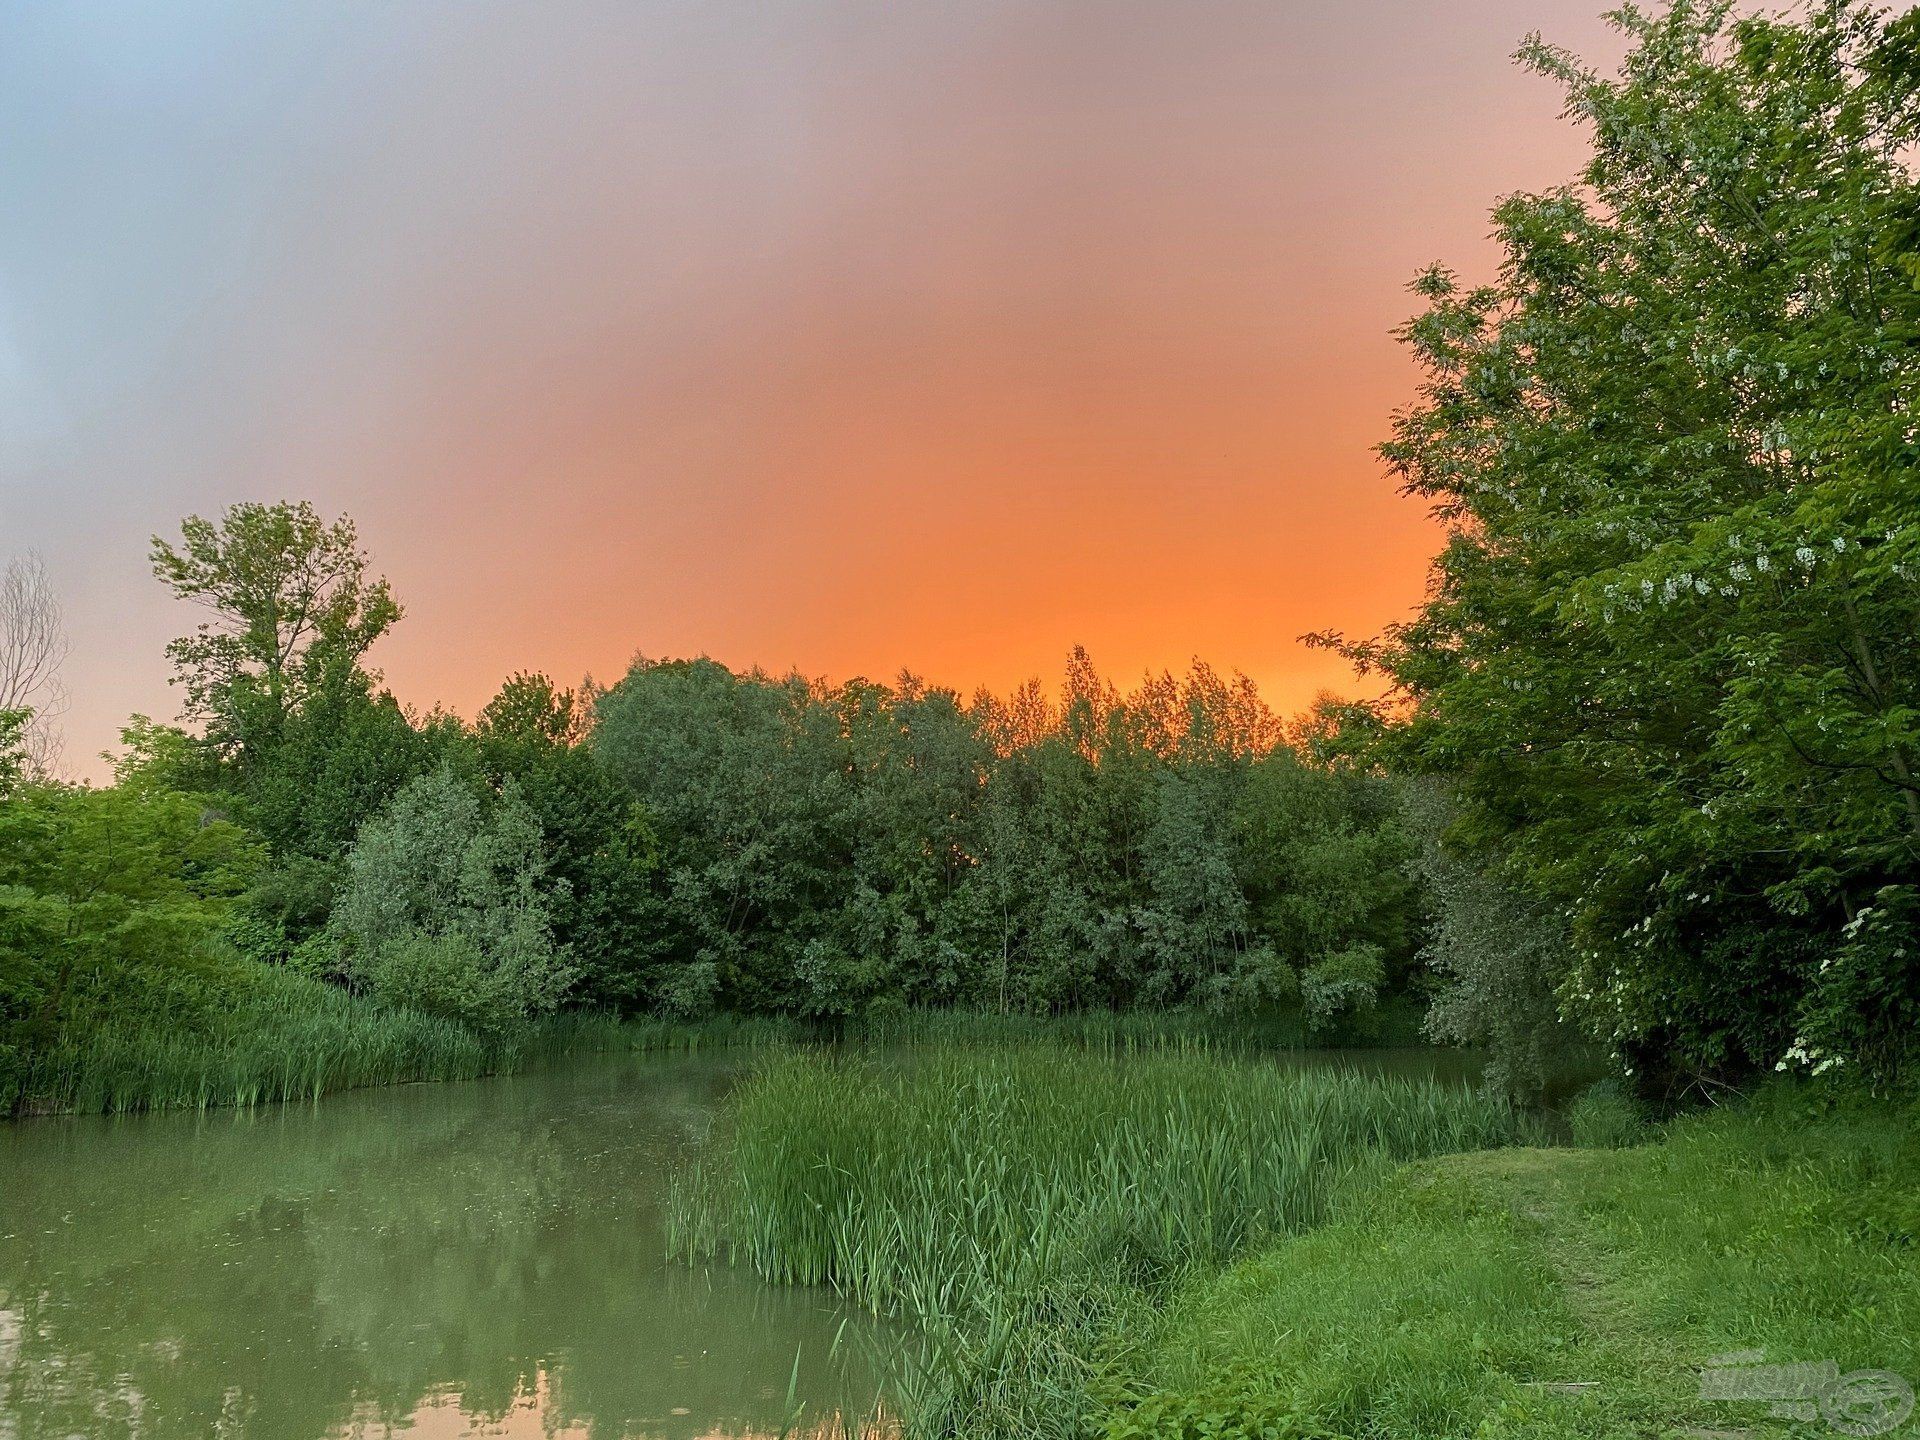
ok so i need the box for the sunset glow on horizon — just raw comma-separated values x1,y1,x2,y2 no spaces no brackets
0,0,1625,774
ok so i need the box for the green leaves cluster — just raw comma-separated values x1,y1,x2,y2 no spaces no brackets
592,651,1417,1022
149,501,400,764
1333,0,1920,1087
327,768,574,1039
0,776,264,1107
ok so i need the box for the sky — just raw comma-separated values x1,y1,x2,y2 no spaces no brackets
0,1,1624,778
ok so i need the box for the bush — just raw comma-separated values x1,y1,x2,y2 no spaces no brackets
1567,1079,1646,1149
1402,782,1571,1103
329,767,575,1036
1300,943,1383,1030
0,778,265,1112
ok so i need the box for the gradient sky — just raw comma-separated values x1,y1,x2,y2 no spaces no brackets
0,1,1623,777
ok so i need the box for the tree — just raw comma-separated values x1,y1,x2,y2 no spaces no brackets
1321,1,1920,1087
1401,781,1569,1102
327,768,574,1039
0,554,69,776
150,502,400,765
591,659,855,1015
0,708,29,797
474,672,658,1006
0,778,264,1107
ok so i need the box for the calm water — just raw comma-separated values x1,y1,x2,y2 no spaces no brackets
0,1053,895,1440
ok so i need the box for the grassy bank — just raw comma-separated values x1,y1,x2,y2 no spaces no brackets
7,972,801,1118
1103,1092,1920,1438
4,991,1435,1121
671,1050,1920,1440
665,1046,1519,1437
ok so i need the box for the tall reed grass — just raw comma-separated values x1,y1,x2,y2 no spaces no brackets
847,1007,1274,1053
667,1046,1519,1438
10,976,803,1118
846,998,1428,1052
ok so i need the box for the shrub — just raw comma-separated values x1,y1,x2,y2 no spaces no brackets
1567,1079,1646,1149
329,767,574,1036
1300,943,1384,1029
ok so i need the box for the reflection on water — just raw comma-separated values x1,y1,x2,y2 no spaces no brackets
0,1054,894,1440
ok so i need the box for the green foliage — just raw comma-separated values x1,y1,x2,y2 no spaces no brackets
16,966,492,1116
1403,781,1571,1102
0,705,28,796
667,1047,1516,1439
1103,1371,1335,1440
112,714,222,795
145,502,456,947
474,672,659,1007
0,778,264,1111
328,767,576,1039
242,670,464,861
1299,943,1384,1028
149,501,401,764
593,651,1417,1023
1566,1078,1648,1149
1323,2,1920,1088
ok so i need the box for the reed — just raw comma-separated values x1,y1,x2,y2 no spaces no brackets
10,975,803,1118
667,1046,1518,1438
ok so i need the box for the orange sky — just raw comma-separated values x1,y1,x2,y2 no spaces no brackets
0,1,1624,777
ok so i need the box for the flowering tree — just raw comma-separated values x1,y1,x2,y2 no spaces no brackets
1323,1,1920,1088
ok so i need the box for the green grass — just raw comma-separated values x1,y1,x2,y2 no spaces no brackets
666,1046,1519,1438
8,974,804,1118
4,992,1431,1121
1106,1090,1920,1438
844,997,1431,1052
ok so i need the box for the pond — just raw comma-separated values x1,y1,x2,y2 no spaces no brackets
0,1044,1490,1440
0,1053,896,1440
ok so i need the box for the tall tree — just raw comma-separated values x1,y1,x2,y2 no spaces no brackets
150,502,400,765
0,554,69,776
1322,1,1920,1087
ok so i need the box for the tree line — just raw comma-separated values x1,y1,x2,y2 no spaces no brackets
0,502,1421,1106
8,0,1919,1108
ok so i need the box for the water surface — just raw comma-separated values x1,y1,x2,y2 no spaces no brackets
0,1053,893,1440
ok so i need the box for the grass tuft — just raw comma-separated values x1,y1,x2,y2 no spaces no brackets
10,975,802,1118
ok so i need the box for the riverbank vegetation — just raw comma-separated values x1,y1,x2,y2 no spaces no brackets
3,510,1433,1115
667,1048,1520,1438
669,1045,1919,1440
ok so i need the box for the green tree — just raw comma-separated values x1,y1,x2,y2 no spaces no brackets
327,768,574,1038
1401,781,1570,1102
0,778,264,1107
591,659,855,1015
474,672,658,1007
150,502,400,767
1323,1,1920,1087
0,706,28,796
